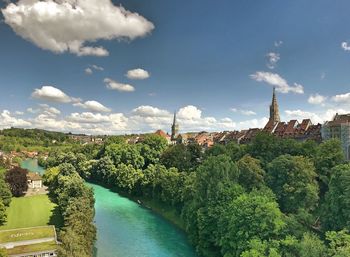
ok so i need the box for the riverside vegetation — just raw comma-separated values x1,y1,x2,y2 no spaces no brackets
34,132,350,257
1,128,350,256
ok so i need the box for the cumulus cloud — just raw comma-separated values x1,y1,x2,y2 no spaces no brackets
85,68,93,75
104,78,135,92
250,71,304,94
0,110,31,128
31,86,78,103
1,0,154,56
132,106,170,117
266,52,280,69
74,100,111,113
231,108,256,116
331,92,350,103
308,94,326,105
126,68,150,80
341,42,350,51
85,64,104,75
177,105,202,120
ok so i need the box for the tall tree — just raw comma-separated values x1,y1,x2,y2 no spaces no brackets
219,190,285,256
267,155,319,214
0,200,7,225
315,139,345,190
237,155,265,191
322,164,350,231
5,167,28,197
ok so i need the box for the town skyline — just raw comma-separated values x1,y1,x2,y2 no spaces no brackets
1,0,350,134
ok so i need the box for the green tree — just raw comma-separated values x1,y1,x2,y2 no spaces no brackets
5,167,28,197
219,191,285,257
160,144,192,171
91,156,116,185
315,139,345,189
326,230,350,257
0,175,12,206
115,164,143,192
237,155,265,191
322,164,350,231
298,232,327,257
267,155,319,214
0,200,7,225
141,134,168,166
105,143,144,169
182,155,241,256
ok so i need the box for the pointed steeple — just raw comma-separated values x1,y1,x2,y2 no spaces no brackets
269,87,280,123
171,111,179,141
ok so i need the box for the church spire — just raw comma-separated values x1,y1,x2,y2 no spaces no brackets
171,111,179,141
269,87,280,123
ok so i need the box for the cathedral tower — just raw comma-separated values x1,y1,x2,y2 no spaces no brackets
171,111,179,141
269,87,280,123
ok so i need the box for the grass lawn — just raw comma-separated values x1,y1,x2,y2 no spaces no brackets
6,241,57,255
0,195,61,230
0,226,55,243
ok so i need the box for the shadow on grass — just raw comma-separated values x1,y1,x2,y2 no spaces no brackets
47,192,64,229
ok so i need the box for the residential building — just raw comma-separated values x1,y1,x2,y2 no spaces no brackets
322,113,350,160
27,172,43,189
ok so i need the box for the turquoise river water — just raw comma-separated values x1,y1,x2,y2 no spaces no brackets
20,159,197,257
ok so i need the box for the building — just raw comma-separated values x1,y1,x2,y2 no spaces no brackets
322,113,350,160
27,172,43,189
171,111,179,142
154,129,172,144
263,87,322,142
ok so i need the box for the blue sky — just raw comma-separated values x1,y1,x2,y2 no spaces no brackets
1,0,350,134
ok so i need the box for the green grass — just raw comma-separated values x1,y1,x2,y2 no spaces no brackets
0,226,55,243
6,241,57,255
0,195,60,230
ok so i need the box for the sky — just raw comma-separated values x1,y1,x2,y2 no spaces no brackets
1,0,350,135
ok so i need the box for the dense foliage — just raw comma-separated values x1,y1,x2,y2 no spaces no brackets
38,132,350,256
5,167,28,197
0,128,72,152
43,164,96,257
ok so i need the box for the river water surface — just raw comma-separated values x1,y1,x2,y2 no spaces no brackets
88,183,198,257
20,159,197,257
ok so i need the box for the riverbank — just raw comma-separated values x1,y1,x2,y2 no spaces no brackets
88,180,186,232
89,183,197,257
134,196,185,231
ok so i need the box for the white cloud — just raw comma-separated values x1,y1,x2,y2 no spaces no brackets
285,109,323,124
308,93,327,105
231,108,256,116
331,92,350,103
31,86,78,103
15,111,24,115
238,117,269,129
177,105,202,120
85,68,93,75
126,68,150,80
250,71,304,94
74,100,111,113
274,40,283,47
91,65,104,71
341,42,350,51
104,78,135,92
0,110,31,128
1,0,154,56
132,106,170,117
266,52,280,69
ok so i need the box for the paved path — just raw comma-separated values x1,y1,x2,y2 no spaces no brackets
0,237,55,249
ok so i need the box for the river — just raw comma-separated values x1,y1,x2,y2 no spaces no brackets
20,159,197,257
20,158,45,175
